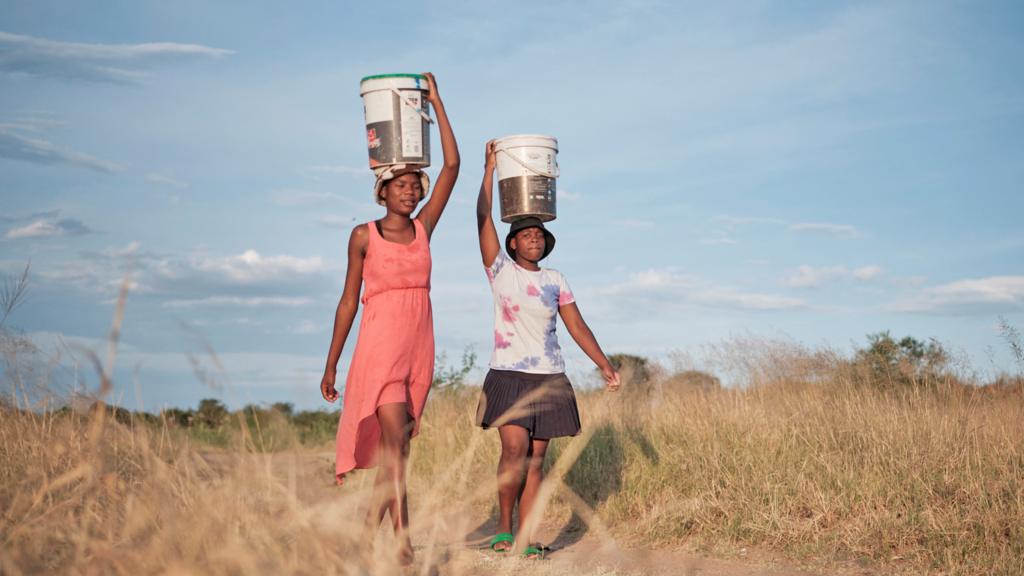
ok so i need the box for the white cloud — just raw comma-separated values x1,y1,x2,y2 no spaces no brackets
1,112,66,133
704,216,864,244
146,173,189,188
189,250,326,284
39,246,146,295
784,265,850,288
601,267,805,311
0,31,233,84
788,222,861,238
0,125,124,173
690,289,806,311
559,189,583,201
603,268,699,294
37,242,151,295
784,264,884,288
853,265,883,281
5,212,93,239
8,220,57,239
37,245,332,307
0,208,58,224
894,276,1024,315
162,296,313,309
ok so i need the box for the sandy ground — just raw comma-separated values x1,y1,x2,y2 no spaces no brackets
199,451,876,576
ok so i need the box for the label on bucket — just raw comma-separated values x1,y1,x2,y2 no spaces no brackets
362,88,431,168
400,92,424,157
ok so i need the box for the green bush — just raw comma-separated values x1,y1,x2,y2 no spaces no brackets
853,332,949,388
432,347,477,392
196,398,229,428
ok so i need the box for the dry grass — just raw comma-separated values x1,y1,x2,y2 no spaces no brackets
560,381,1024,575
1,405,353,574
0,381,629,575
1,337,1022,575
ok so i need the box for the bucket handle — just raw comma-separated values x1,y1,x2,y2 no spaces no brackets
390,88,434,124
496,149,560,179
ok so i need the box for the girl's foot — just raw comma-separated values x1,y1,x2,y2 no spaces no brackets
522,544,546,560
489,532,514,553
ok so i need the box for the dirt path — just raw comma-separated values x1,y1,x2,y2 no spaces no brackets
199,451,873,576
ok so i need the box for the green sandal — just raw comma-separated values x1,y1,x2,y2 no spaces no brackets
489,532,514,553
522,544,545,559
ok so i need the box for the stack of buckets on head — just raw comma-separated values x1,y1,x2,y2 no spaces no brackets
493,134,559,222
360,73,560,223
360,74,434,188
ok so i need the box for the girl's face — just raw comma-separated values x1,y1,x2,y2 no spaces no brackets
511,227,546,262
381,173,423,215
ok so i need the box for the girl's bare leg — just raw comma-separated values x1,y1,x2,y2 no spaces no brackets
495,425,530,550
367,402,414,565
516,437,549,548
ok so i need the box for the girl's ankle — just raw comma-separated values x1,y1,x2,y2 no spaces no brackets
397,541,414,566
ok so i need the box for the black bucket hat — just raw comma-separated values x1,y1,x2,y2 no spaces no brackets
505,217,556,261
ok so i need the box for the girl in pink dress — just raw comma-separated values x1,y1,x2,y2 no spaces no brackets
320,72,459,565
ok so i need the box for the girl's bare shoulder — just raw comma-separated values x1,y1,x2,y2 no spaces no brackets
348,223,370,250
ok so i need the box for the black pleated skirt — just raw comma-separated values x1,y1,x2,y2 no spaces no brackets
475,369,581,439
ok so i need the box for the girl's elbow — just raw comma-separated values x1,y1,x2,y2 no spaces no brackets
569,322,592,340
338,297,359,314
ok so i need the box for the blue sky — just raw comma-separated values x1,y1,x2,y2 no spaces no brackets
2,1,1022,411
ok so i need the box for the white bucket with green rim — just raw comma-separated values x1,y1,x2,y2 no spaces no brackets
359,74,433,169
493,134,559,223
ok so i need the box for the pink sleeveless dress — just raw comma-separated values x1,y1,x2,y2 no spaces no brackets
335,218,434,480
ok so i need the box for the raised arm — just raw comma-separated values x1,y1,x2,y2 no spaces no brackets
416,72,460,238
320,224,368,403
477,140,501,267
559,302,621,391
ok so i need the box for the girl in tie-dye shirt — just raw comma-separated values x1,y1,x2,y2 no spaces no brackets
474,140,621,559
486,248,575,373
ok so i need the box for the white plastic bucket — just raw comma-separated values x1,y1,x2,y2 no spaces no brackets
494,134,559,223
359,74,432,169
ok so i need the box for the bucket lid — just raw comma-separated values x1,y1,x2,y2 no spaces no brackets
360,74,427,94
493,134,558,152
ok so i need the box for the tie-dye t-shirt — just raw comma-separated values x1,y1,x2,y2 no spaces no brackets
486,251,576,374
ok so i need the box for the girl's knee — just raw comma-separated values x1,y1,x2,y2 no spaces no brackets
380,428,411,453
500,442,528,462
383,443,410,464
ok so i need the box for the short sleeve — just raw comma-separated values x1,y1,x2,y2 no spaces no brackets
486,250,511,283
557,272,575,307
